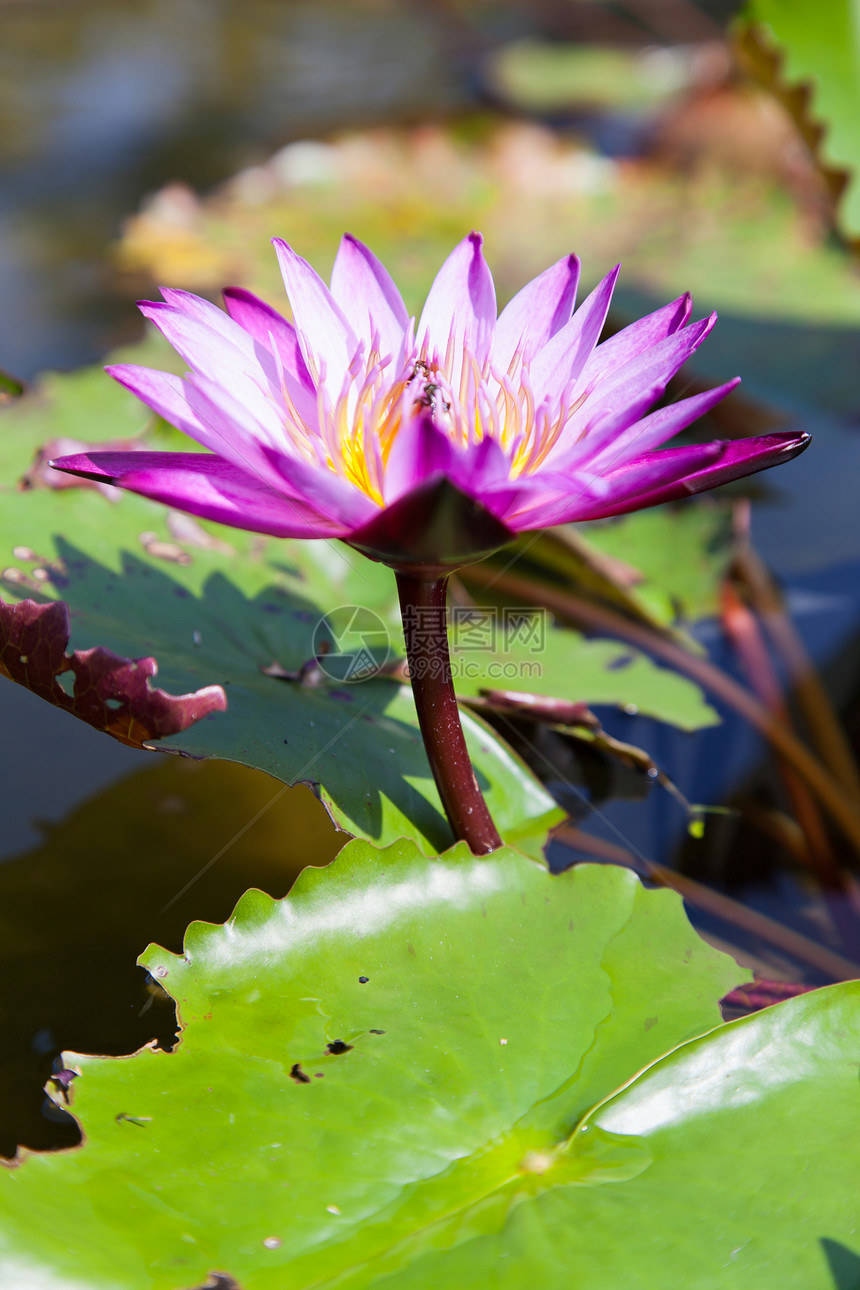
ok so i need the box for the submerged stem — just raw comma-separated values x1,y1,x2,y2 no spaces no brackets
395,572,502,855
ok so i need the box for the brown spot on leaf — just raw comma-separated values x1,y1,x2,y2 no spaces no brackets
0,595,227,748
188,1276,243,1290
644,1016,659,1031
325,1040,353,1056
289,1063,311,1084
165,510,235,555
139,532,192,566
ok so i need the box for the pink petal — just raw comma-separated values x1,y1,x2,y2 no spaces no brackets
541,432,811,524
417,232,496,377
549,313,719,469
180,374,378,528
493,253,580,372
221,287,319,430
329,234,409,360
106,364,291,492
382,414,455,503
529,265,620,405
589,378,741,470
158,287,245,340
221,286,314,387
106,364,225,452
578,293,692,388
48,452,349,539
138,300,281,405
272,238,357,393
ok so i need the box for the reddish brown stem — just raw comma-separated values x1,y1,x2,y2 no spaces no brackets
396,572,502,855
733,538,860,804
721,581,842,889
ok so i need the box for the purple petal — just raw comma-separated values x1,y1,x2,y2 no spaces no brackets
417,232,496,376
222,286,314,390
529,265,620,404
48,452,349,539
259,444,380,529
178,372,320,496
589,378,741,470
138,300,282,405
549,313,719,469
272,238,357,393
542,432,811,524
578,294,692,388
442,436,534,519
382,414,455,503
158,287,252,342
449,434,512,487
493,254,580,372
166,372,376,528
329,234,409,360
106,363,296,494
106,364,225,452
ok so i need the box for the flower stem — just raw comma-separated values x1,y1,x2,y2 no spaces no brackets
395,572,502,855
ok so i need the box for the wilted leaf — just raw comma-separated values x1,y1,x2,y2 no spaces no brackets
0,595,226,748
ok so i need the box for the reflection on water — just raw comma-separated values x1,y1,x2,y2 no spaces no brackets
0,756,344,1156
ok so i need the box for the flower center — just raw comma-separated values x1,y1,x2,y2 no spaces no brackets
281,340,573,507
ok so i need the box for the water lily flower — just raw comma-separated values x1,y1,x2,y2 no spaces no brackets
51,233,808,571
50,233,811,855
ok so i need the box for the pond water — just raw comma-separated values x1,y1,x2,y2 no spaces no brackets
1,0,859,1157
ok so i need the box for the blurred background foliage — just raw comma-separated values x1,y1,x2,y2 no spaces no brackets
0,0,855,381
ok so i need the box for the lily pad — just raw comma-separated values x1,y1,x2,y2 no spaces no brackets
450,618,718,732
0,840,744,1288
578,504,735,627
0,756,345,1159
384,981,860,1289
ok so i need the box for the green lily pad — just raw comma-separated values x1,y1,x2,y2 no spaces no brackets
580,504,735,628
0,757,346,1159
504,505,734,644
484,40,688,114
384,981,860,1289
0,840,744,1287
450,619,717,732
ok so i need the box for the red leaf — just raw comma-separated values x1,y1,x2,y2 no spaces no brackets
0,596,227,748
